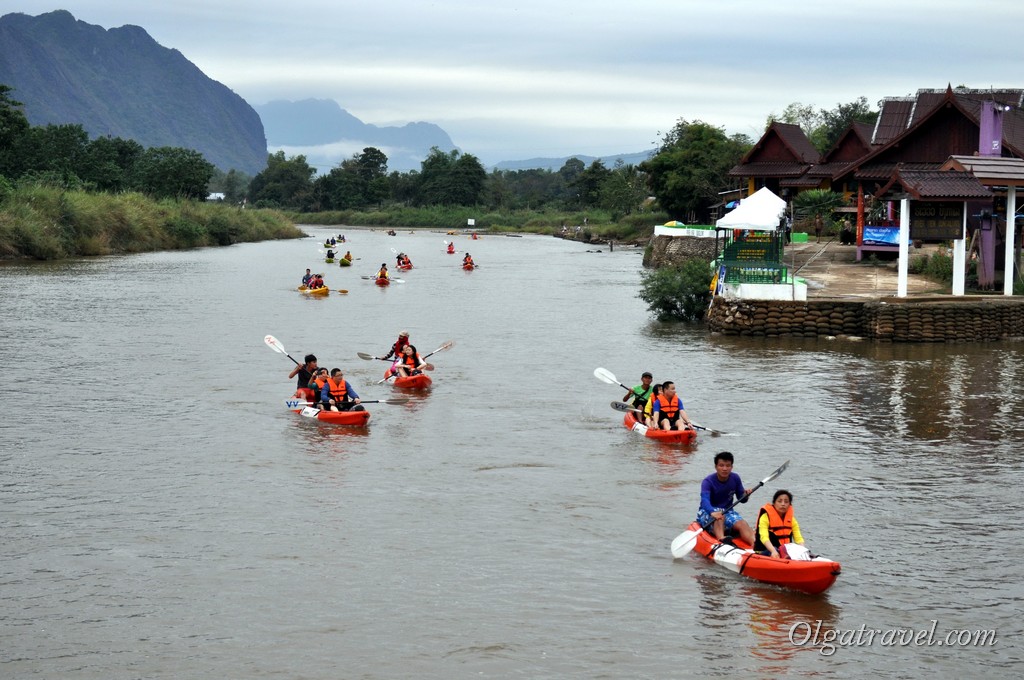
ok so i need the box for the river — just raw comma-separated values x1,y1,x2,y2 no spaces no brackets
1,228,1020,679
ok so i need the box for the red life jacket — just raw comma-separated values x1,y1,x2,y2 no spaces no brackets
327,377,348,401
655,394,679,418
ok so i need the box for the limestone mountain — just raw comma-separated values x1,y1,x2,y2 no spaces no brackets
0,10,267,175
255,98,457,173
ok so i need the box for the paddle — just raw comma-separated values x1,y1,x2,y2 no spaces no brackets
287,397,409,409
376,341,452,383
360,275,404,283
669,459,791,559
265,334,301,366
595,367,724,435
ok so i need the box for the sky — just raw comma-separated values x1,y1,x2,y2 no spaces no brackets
5,0,1024,166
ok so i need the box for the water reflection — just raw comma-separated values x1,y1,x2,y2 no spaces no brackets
742,584,840,664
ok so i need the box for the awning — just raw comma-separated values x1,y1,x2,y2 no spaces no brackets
715,187,786,231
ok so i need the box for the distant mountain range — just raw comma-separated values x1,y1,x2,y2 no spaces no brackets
0,10,654,176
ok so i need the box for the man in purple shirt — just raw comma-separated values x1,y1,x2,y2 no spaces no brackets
697,451,754,545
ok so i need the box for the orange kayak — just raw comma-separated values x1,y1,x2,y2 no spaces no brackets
686,521,841,595
375,278,390,286
463,263,475,270
623,411,696,443
388,370,432,389
292,406,370,426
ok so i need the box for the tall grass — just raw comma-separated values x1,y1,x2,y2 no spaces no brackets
0,184,303,260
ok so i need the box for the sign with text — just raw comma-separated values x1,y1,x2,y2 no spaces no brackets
910,202,963,241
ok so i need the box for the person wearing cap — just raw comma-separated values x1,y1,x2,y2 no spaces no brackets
623,371,655,414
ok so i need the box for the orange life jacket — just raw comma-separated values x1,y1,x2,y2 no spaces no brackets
327,377,348,401
757,503,794,548
402,352,421,368
655,394,679,418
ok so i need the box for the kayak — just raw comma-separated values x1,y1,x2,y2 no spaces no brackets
623,411,697,443
301,286,330,296
339,258,352,267
388,370,432,389
684,521,841,595
463,263,475,270
325,257,335,263
291,406,370,426
397,263,413,271
375,277,390,286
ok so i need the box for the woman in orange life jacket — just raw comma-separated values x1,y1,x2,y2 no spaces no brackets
650,381,694,431
643,384,663,428
462,253,474,266
395,344,426,378
376,263,389,280
320,368,364,412
447,242,455,254
752,489,805,558
307,367,329,407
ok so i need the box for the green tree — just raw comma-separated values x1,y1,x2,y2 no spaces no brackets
13,123,90,184
133,146,215,199
816,97,878,152
641,120,751,220
599,161,646,218
638,258,713,322
572,160,611,208
79,136,144,192
0,84,30,177
248,150,316,209
416,147,486,206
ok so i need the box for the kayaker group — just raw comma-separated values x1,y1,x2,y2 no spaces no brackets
396,252,413,269
380,330,428,379
301,269,326,290
622,371,694,431
288,354,364,412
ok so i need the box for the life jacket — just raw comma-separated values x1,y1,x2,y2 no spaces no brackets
447,245,455,253
655,394,679,418
327,377,349,401
377,270,388,280
631,385,653,409
402,352,421,368
311,375,328,392
463,257,473,265
753,503,794,552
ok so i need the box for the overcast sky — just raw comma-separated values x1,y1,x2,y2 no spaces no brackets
5,1,1024,165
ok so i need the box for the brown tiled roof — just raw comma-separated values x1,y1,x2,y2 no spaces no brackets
942,155,1024,186
872,98,915,145
855,162,939,181
728,161,810,178
805,161,855,178
773,123,820,163
875,168,992,200
780,175,826,188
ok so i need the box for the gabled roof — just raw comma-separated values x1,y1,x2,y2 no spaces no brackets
942,155,1024,186
874,167,992,200
728,161,810,178
730,121,820,177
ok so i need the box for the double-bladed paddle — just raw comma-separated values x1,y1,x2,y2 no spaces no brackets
265,334,300,366
669,459,791,558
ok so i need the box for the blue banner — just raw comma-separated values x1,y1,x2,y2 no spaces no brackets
862,226,900,246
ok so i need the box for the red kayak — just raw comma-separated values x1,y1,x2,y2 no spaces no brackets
375,277,390,286
623,411,697,443
686,521,841,595
462,263,475,271
291,406,371,426
397,263,413,271
387,370,432,389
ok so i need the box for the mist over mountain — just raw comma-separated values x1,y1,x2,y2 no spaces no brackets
254,98,457,173
0,10,267,175
493,150,656,172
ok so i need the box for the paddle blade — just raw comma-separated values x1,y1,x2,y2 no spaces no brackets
381,397,410,405
671,529,702,558
691,421,726,437
357,352,376,360
610,401,637,413
763,459,791,485
593,367,619,385
299,406,321,418
264,335,286,354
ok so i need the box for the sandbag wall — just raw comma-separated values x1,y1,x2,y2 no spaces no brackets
707,297,1024,342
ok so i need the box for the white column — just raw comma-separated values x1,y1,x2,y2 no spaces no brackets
952,201,967,296
1005,185,1017,295
898,197,910,297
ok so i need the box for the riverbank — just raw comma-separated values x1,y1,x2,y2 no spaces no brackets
0,185,303,261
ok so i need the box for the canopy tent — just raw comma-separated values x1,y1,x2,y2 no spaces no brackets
715,187,786,231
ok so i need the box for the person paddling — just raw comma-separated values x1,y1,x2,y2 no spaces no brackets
382,331,411,378
342,250,353,262
462,253,474,267
447,242,455,254
622,371,654,414
301,268,313,287
376,263,390,280
697,451,755,545
289,353,318,402
753,489,806,558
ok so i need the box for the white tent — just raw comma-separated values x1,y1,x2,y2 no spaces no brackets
715,187,786,231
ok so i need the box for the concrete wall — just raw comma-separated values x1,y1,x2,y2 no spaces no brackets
706,297,1024,342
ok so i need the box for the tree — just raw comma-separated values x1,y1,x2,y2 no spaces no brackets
133,146,215,199
599,162,646,217
79,136,144,192
638,258,712,322
248,150,316,209
572,160,611,208
416,147,486,206
770,97,879,153
641,120,751,220
0,85,30,177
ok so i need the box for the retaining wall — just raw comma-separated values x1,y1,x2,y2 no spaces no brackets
706,296,1024,342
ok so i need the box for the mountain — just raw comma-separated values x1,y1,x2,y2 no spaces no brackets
493,150,656,172
254,98,457,173
0,10,267,175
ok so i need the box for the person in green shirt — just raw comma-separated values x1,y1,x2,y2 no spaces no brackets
622,371,654,414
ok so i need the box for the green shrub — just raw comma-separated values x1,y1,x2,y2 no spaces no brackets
638,258,712,322
908,253,929,274
925,251,953,283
